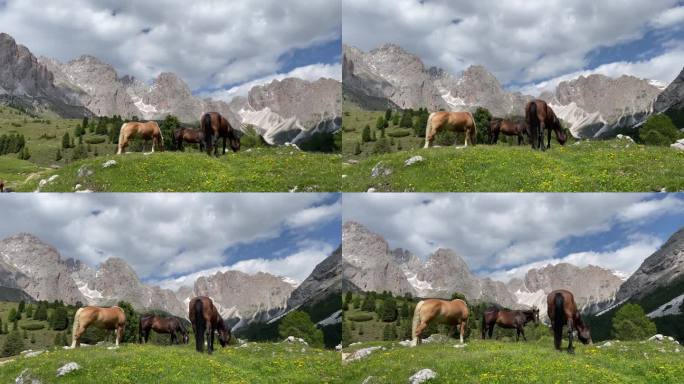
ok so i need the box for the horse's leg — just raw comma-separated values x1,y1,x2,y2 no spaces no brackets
208,326,215,354
414,321,428,345
170,331,176,344
459,320,466,344
547,125,552,149
117,133,128,155
567,318,575,354
520,326,527,342
539,122,546,151
488,324,494,339
222,136,226,155
72,325,86,348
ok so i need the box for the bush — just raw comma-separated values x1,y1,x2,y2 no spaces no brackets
388,129,412,138
85,136,106,144
20,321,45,331
640,114,683,146
278,310,324,347
240,126,268,149
347,313,374,322
612,303,657,340
372,137,392,154
434,129,457,146
361,125,372,143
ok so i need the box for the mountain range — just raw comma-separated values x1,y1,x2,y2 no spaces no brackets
0,232,341,330
342,221,684,321
343,43,678,138
0,32,341,145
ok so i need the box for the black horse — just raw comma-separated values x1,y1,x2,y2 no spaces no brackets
188,296,231,354
200,112,240,156
482,306,539,341
139,314,189,344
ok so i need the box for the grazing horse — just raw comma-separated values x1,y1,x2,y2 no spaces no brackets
189,296,231,354
139,314,189,345
411,298,469,346
525,100,567,151
481,307,539,341
173,127,204,151
71,306,126,348
547,290,592,354
200,112,240,156
117,121,164,154
424,111,477,148
489,119,528,145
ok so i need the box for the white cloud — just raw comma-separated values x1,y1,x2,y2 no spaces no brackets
154,241,334,291
487,234,663,282
287,200,342,229
0,193,340,280
516,47,684,95
203,63,341,101
0,0,340,90
343,0,681,85
651,6,684,28
343,193,682,273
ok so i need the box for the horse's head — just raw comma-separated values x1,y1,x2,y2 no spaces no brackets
531,307,540,324
553,117,567,145
229,132,241,152
577,323,592,345
217,318,231,347
182,332,189,344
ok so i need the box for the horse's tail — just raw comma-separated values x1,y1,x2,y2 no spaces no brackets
554,292,565,349
411,300,424,344
469,111,477,145
194,299,205,352
202,113,213,154
424,113,435,148
71,307,83,347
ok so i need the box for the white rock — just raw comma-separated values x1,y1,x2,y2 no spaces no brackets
341,174,348,178
616,134,634,143
47,175,59,183
289,186,298,193
23,350,45,358
649,334,664,341
404,156,424,166
408,369,437,384
56,362,80,377
75,189,94,193
453,343,467,348
343,346,382,363
371,162,392,178
335,344,342,351
367,187,377,193
598,341,613,348
15,368,40,384
671,139,684,151
398,340,412,347
73,184,82,191
362,376,374,384
102,160,117,168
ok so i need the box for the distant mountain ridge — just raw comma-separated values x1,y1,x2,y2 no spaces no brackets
0,32,340,145
0,233,338,330
342,221,626,319
343,43,674,138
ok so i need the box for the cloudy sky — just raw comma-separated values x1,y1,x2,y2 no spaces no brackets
0,194,341,290
343,0,684,94
343,193,684,281
0,0,341,99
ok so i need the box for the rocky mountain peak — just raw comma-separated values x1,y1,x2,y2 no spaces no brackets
616,227,684,301
654,66,684,113
287,246,341,310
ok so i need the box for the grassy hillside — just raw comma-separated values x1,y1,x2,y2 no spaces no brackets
0,106,341,192
341,339,684,383
0,342,341,383
341,141,684,192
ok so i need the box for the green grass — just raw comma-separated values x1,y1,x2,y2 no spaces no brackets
341,140,684,192
0,342,341,383
342,339,684,383
0,105,342,192
8,148,341,192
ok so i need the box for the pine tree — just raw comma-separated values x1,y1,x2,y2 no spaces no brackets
18,301,25,313
277,310,324,347
0,318,3,334
55,148,62,161
612,303,657,340
385,108,392,122
1,330,25,357
54,332,63,347
352,296,361,309
353,141,361,155
376,116,385,131
362,125,371,143
392,113,400,126
8,308,17,322
50,306,69,331
30,333,35,344
382,296,398,322
345,292,353,304
62,132,71,149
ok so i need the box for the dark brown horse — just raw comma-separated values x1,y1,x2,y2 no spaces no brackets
525,100,567,150
200,112,240,156
189,296,231,354
173,127,204,151
481,306,539,341
139,314,189,345
489,119,528,145
547,289,592,354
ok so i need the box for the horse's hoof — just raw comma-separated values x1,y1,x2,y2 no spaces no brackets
567,349,575,355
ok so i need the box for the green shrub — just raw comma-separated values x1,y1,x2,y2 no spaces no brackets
347,313,373,322
640,114,683,146
372,137,392,154
1,330,24,357
20,321,45,331
612,303,657,340
85,136,106,144
388,129,412,138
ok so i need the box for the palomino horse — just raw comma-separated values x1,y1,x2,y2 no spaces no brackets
412,298,469,345
525,100,567,151
117,121,164,154
489,119,528,145
200,112,240,156
173,127,204,151
189,296,231,354
139,314,189,344
547,289,592,353
424,111,477,148
71,306,126,348
481,306,539,341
